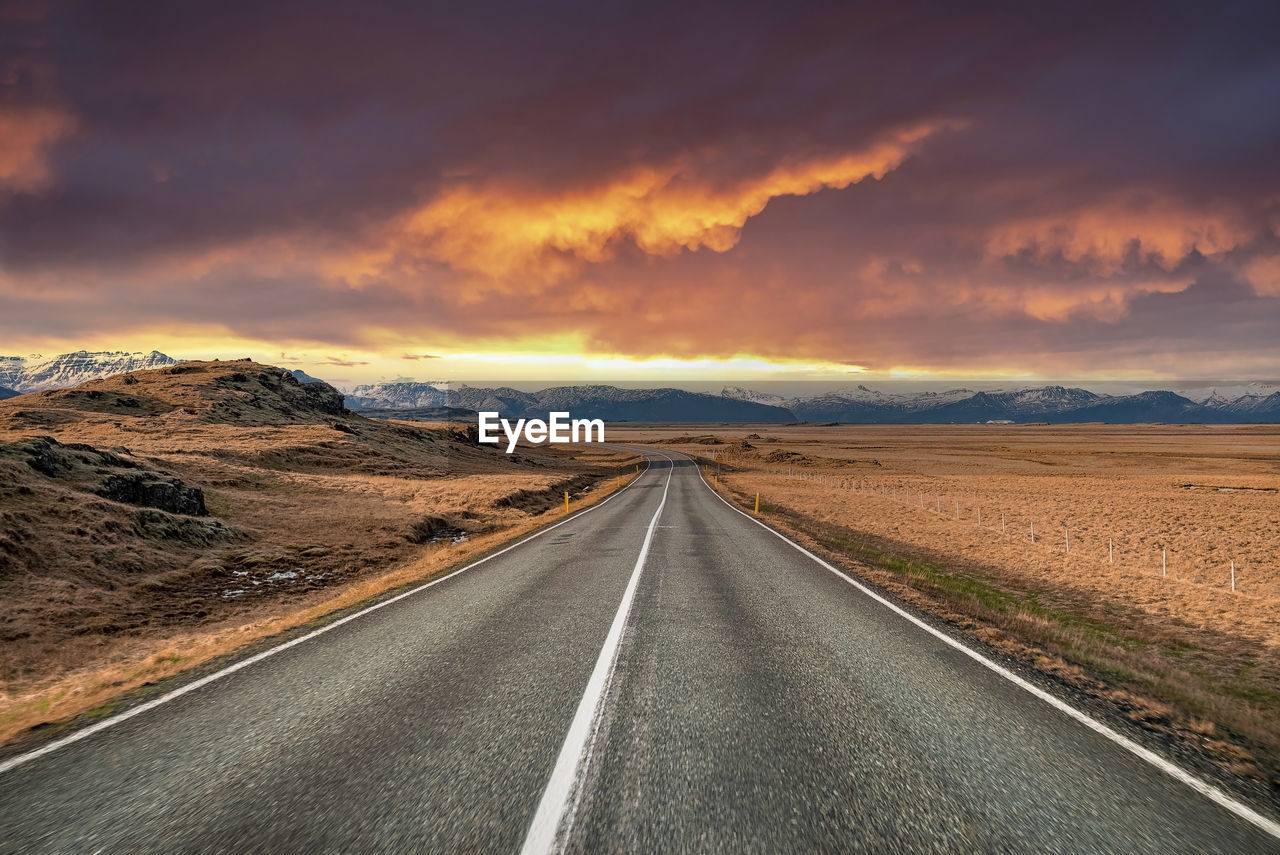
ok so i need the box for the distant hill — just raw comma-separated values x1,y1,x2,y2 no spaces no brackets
0,385,17,400
0,350,180,392
1053,391,1227,424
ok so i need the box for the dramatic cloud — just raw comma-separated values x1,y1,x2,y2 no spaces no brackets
401,123,947,281
1,0,1279,380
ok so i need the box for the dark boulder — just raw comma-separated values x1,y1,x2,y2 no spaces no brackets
94,473,207,516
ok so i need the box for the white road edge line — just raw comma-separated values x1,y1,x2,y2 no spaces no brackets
520,450,674,855
0,455,655,778
687,452,1280,841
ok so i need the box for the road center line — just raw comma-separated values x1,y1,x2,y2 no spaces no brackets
0,455,654,778
519,451,674,855
686,451,1280,841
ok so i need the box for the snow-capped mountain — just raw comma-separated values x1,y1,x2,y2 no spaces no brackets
721,384,1098,421
1214,391,1280,416
720,386,790,407
0,350,180,393
970,385,1103,415
724,384,980,420
344,381,452,410
1174,382,1280,406
820,384,977,411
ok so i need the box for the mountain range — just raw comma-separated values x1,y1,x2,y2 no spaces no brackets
0,350,179,393
721,384,1280,424
345,380,1280,423
348,383,795,422
2,351,1278,423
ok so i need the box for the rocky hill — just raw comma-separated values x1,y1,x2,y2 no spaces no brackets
3,360,348,430
0,359,627,733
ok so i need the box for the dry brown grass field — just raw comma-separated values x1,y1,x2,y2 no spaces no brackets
615,423,1280,787
0,362,638,746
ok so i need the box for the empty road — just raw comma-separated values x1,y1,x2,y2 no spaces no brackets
1,451,1277,853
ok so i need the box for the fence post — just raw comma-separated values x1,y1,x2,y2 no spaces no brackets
1109,538,1113,564
1162,548,1167,578
1231,560,1235,592
977,507,981,526
1030,522,1035,543
956,501,960,519
1001,513,1006,533
1065,527,1069,553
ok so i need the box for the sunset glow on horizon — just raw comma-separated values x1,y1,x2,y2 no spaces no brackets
2,2,1279,384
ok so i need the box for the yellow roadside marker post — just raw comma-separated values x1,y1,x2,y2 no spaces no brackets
564,491,570,514
755,494,760,515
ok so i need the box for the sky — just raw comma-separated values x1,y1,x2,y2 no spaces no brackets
2,0,1280,387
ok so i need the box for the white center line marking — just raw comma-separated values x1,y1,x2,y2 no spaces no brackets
520,451,674,854
688,451,1280,841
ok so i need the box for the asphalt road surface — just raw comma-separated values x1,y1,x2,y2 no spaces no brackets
1,451,1277,853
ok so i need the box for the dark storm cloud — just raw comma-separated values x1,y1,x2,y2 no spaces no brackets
2,0,1279,374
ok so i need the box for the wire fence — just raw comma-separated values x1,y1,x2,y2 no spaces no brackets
751,464,1269,598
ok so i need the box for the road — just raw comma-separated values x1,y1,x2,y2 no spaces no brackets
1,450,1277,853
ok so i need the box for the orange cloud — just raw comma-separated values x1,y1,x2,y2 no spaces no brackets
399,123,948,280
984,195,1253,273
1243,254,1280,297
0,107,75,194
1016,279,1192,322
847,250,1195,323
